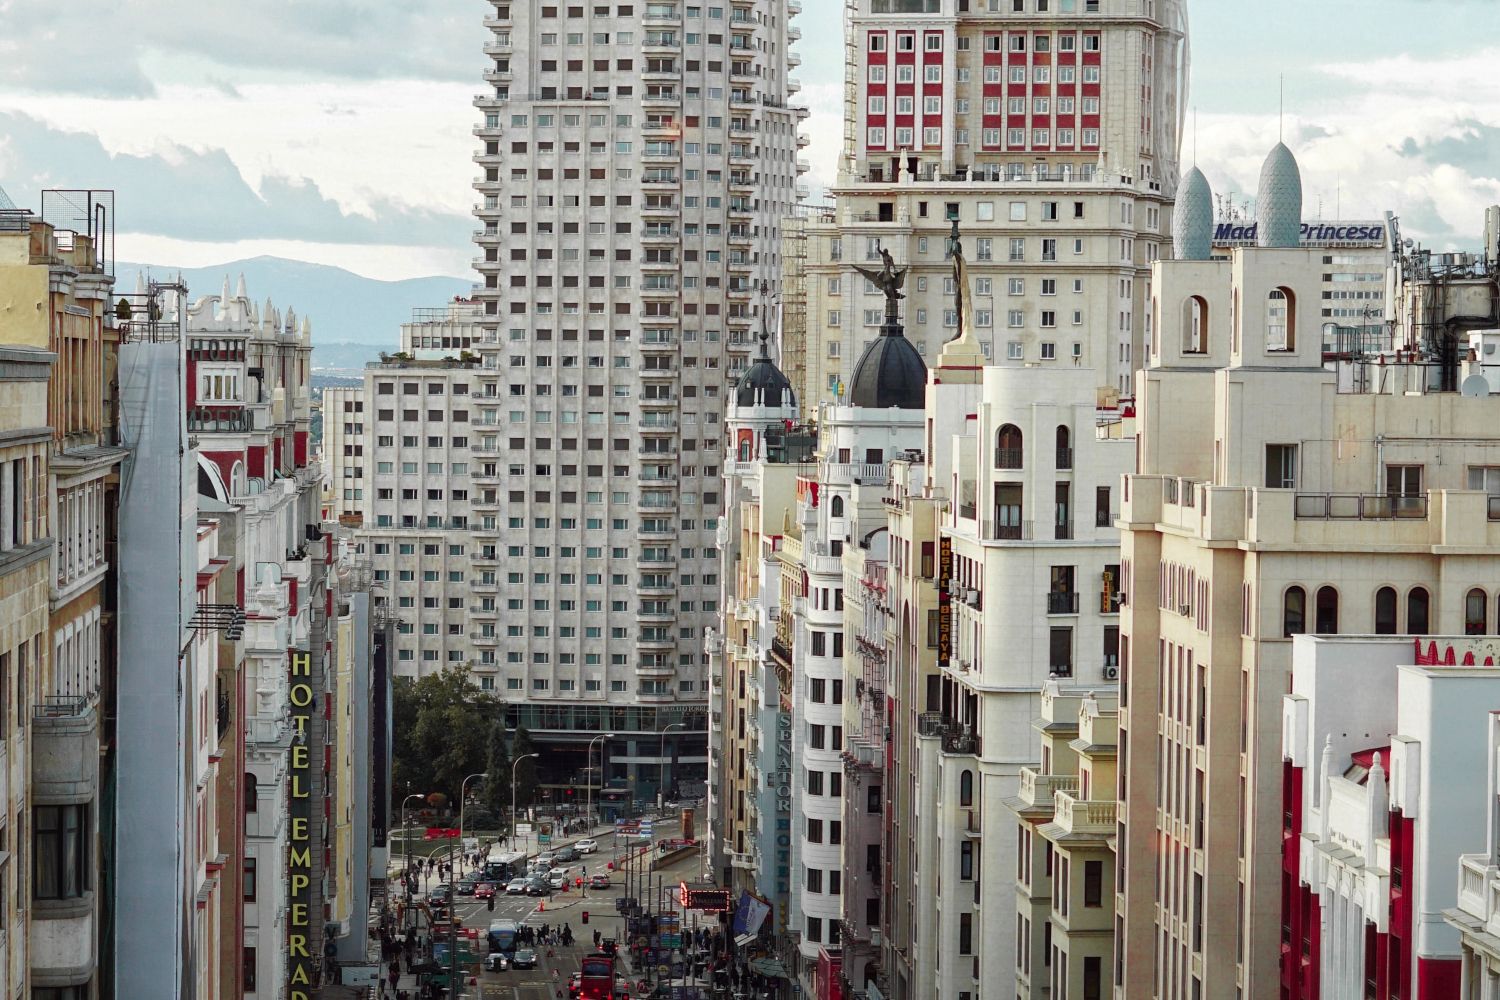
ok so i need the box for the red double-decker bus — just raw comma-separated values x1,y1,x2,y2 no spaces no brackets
577,952,617,1000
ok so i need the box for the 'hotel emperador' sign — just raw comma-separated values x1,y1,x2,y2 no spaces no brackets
287,649,315,998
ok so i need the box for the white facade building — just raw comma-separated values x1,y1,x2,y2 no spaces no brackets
469,0,805,783
324,360,481,681
1284,635,1500,1000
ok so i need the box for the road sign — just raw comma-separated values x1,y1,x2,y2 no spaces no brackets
343,966,380,987
515,823,533,836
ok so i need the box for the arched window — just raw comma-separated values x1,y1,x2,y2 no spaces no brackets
1374,587,1398,635
1266,287,1296,352
959,769,974,807
1182,295,1208,354
1407,587,1430,635
1283,586,1306,638
831,496,845,518
244,773,258,813
995,424,1023,470
738,438,753,462
1466,589,1489,635
1056,426,1072,469
1315,586,1339,634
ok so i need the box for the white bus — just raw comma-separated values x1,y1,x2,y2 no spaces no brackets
483,849,527,882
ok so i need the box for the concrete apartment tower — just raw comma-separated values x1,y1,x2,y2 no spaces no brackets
470,2,807,791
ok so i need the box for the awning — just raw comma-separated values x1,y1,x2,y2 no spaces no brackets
747,957,789,978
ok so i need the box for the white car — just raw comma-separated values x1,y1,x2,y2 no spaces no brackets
505,877,529,895
536,852,557,867
575,839,598,854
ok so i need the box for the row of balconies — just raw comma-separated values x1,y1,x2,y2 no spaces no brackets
1126,476,1500,550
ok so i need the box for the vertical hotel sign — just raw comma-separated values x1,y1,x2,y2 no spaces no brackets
937,536,952,666
288,649,314,998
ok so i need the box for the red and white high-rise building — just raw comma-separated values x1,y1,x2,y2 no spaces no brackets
846,0,1187,190
792,0,1188,417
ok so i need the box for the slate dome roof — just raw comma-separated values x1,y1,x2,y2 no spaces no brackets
848,326,927,410
1172,166,1214,261
735,334,795,409
1256,142,1304,248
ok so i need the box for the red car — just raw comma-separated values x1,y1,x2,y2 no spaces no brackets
474,882,496,900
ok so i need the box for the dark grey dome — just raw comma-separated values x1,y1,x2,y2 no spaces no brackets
849,327,927,409
736,337,795,409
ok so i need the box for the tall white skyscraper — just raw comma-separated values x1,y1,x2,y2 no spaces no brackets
470,1,807,793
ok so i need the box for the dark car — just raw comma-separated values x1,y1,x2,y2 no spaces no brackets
457,877,479,896
525,879,551,897
555,846,580,863
427,888,449,907
511,948,538,970
483,952,510,972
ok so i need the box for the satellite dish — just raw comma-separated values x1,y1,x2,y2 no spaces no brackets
1461,374,1489,398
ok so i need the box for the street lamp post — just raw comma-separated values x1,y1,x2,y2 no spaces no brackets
400,792,425,926
587,732,616,833
511,753,540,854
658,722,686,810
458,772,487,875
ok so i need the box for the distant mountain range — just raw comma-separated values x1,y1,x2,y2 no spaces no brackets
115,256,472,370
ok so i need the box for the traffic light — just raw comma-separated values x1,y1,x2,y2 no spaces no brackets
582,911,589,924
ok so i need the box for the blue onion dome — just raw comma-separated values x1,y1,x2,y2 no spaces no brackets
1172,167,1214,261
1256,142,1303,248
848,325,927,410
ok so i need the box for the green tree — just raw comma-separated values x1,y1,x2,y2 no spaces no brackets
392,666,499,811
481,716,511,822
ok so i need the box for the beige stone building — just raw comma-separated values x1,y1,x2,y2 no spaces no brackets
1006,684,1119,1000
0,190,123,998
1116,168,1500,999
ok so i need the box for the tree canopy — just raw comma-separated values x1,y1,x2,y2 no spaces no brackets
391,666,500,810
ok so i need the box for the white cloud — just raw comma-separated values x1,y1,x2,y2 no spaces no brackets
800,82,845,196
1192,47,1500,248
2,78,476,222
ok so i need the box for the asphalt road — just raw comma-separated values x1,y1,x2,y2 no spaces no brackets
410,818,708,1000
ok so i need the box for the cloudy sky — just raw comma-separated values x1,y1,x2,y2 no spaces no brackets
1,0,1495,280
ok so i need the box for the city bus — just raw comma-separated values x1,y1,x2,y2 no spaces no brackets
487,918,519,954
484,849,527,882
577,952,617,1000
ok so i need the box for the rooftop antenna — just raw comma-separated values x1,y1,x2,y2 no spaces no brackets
1192,106,1197,166
1278,74,1285,142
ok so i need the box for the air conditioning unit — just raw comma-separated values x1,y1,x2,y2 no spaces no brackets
1103,665,1120,681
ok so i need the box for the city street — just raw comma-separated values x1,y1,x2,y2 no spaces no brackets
395,814,709,999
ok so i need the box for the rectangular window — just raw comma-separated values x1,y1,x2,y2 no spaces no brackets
34,804,90,899
1084,859,1103,906
1265,444,1297,489
243,856,257,901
